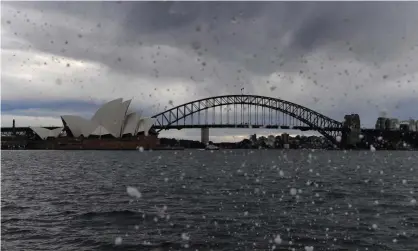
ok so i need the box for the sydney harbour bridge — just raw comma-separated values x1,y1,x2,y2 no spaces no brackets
150,95,356,146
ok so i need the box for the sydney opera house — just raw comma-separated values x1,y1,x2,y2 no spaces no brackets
27,98,159,150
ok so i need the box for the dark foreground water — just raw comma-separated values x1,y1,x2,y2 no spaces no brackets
1,150,417,251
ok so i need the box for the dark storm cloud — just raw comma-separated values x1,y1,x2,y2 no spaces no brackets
122,2,266,33
119,2,418,71
5,1,418,76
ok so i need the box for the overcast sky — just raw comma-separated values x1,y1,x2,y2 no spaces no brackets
2,1,418,142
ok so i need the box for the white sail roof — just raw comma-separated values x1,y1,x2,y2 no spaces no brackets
137,117,156,136
30,127,63,139
61,115,97,137
90,125,111,136
50,127,64,137
91,98,123,123
30,127,50,139
89,98,132,138
122,112,141,136
116,99,132,137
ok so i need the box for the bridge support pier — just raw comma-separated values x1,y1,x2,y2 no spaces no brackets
201,128,209,145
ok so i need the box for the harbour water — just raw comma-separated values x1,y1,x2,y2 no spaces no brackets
1,150,417,250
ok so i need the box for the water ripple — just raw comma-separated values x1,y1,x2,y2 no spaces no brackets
2,150,417,251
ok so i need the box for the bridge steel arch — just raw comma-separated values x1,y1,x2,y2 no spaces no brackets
151,95,344,144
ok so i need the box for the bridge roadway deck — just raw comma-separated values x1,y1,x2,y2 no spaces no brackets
153,125,344,131
2,125,417,135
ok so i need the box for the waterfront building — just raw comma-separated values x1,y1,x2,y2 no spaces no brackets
30,98,155,140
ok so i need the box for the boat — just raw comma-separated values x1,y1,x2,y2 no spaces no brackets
205,144,220,150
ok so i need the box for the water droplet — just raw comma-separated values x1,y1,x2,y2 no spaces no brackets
290,188,297,196
115,237,122,245
274,234,282,244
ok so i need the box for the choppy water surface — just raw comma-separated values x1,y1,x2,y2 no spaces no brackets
1,150,417,251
